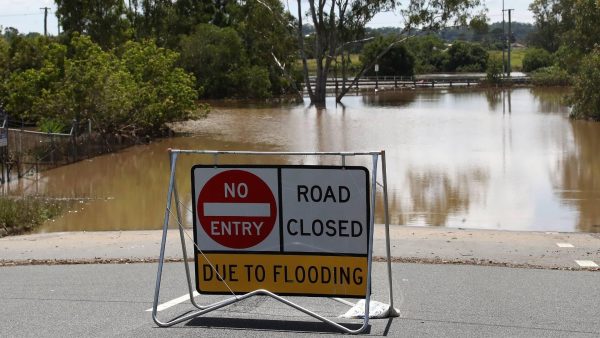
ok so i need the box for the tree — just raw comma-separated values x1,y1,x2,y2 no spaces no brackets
528,0,569,52
55,0,131,49
570,48,600,121
445,41,488,72
229,0,299,96
405,35,447,73
360,36,415,76
295,0,485,107
1,34,198,135
179,24,246,98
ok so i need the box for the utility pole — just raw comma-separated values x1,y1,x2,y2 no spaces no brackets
503,8,514,77
40,7,50,36
502,0,506,76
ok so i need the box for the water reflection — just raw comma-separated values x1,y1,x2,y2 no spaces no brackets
361,89,417,107
484,89,512,113
382,168,489,227
529,87,571,114
552,120,600,232
3,88,600,233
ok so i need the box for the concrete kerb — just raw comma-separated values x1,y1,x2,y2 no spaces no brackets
1,225,599,270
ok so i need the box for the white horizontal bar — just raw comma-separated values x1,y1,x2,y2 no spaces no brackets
146,291,199,312
203,203,271,217
575,260,598,268
556,243,574,248
171,149,383,156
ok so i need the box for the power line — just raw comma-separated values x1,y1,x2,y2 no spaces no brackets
0,13,43,17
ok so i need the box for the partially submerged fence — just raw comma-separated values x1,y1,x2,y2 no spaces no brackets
0,116,139,183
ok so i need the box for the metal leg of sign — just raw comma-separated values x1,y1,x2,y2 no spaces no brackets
171,183,205,310
152,150,179,326
381,151,400,317
152,150,393,334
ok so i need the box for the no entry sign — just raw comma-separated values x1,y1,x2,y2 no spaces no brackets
192,165,370,297
197,170,277,249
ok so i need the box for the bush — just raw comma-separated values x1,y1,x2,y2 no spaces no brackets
522,48,553,72
486,55,503,84
570,49,600,121
2,35,199,136
0,197,64,237
531,66,572,86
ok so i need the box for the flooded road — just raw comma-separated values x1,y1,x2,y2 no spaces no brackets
6,87,600,233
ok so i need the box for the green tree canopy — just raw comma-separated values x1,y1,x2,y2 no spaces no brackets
570,48,600,121
1,34,198,135
360,37,415,76
55,0,131,49
445,41,488,72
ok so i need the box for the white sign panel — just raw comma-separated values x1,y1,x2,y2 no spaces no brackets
280,168,368,254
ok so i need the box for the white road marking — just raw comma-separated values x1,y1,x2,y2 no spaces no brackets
203,203,270,217
556,243,574,248
575,260,599,268
146,291,199,312
331,297,356,307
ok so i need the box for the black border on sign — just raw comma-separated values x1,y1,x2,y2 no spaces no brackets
190,164,371,297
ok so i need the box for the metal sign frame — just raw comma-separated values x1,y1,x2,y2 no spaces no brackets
152,149,398,334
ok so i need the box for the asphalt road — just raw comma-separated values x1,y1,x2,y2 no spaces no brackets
1,262,599,337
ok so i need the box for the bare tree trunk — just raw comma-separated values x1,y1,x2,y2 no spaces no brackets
336,35,410,102
297,0,314,102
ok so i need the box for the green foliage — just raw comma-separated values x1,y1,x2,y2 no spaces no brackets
445,41,488,72
38,118,67,133
179,24,246,98
553,45,583,74
0,197,64,237
530,66,572,86
570,49,600,120
522,48,553,72
1,35,198,136
360,37,415,76
529,0,600,70
179,24,274,99
405,35,447,73
486,55,503,84
55,0,132,49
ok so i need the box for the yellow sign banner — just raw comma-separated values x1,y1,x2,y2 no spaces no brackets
196,253,368,297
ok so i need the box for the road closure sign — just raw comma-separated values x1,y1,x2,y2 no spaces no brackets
191,165,370,298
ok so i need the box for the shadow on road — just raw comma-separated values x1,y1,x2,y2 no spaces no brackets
184,316,370,334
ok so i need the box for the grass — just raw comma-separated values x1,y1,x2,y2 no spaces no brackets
297,54,363,75
297,49,530,75
489,48,528,72
0,197,64,237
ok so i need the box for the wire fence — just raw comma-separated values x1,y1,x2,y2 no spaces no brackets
0,116,141,183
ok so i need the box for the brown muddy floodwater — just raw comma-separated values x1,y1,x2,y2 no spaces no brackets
5,87,600,233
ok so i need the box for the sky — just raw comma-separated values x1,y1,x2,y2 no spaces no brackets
0,0,533,35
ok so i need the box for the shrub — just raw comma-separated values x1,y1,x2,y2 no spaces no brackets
522,48,553,72
486,55,503,84
530,66,572,86
570,49,600,121
0,197,64,237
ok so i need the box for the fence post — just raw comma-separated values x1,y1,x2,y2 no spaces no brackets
71,119,78,163
50,132,55,166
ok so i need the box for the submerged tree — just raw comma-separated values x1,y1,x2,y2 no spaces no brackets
295,0,485,107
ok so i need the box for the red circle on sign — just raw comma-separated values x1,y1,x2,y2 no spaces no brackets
197,170,277,249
